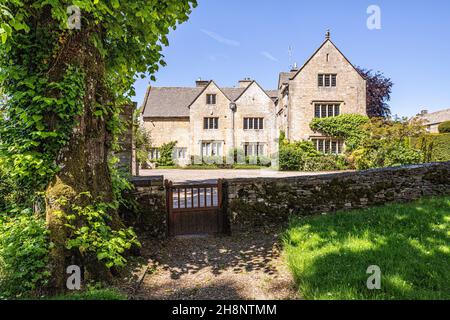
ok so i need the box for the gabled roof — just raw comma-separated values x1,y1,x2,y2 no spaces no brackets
234,80,277,102
142,87,202,117
290,39,365,81
142,81,277,118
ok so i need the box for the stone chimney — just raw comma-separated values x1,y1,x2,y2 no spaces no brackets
238,78,253,88
195,78,210,87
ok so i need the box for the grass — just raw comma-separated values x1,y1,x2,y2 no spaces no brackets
47,288,126,300
283,196,450,300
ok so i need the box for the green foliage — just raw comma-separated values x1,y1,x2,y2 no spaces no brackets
310,114,370,151
156,141,177,167
0,67,86,191
108,156,134,209
57,193,140,269
0,210,50,299
48,286,126,300
284,196,450,300
438,121,450,134
350,118,424,170
133,111,152,167
411,133,450,163
279,138,320,171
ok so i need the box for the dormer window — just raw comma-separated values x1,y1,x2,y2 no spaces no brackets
206,94,217,105
318,74,337,87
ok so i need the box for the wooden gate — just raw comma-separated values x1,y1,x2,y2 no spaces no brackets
165,180,225,236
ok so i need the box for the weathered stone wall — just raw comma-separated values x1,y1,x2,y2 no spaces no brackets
117,103,135,174
226,162,450,230
122,176,167,238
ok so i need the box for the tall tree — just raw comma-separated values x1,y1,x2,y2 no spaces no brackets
0,0,196,291
357,67,393,118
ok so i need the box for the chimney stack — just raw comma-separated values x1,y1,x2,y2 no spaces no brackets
195,78,209,87
238,77,252,88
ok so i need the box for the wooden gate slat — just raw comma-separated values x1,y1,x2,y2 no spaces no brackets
167,181,224,236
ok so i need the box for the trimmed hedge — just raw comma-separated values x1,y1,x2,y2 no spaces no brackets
411,133,450,162
438,121,450,133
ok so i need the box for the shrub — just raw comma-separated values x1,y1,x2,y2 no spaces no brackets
279,139,320,171
438,121,450,134
411,133,450,163
350,118,424,170
304,155,349,172
156,141,177,167
0,210,50,299
310,114,369,151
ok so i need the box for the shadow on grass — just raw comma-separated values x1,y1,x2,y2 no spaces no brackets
284,197,450,300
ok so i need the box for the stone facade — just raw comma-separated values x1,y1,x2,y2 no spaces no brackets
141,33,367,165
226,162,450,230
281,40,367,141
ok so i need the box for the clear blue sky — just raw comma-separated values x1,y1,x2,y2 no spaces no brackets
132,0,450,117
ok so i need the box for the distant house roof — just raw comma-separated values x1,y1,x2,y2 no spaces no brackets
142,87,202,117
416,108,450,125
142,84,276,118
278,72,295,88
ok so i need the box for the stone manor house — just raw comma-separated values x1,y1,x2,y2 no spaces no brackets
141,33,367,166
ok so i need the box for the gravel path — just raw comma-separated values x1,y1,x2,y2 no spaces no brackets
131,229,299,300
139,168,345,183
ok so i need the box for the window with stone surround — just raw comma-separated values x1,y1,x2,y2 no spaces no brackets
173,147,187,160
243,117,264,130
203,117,219,130
206,94,217,105
314,103,340,118
318,74,337,87
311,138,344,154
202,142,222,157
243,143,265,157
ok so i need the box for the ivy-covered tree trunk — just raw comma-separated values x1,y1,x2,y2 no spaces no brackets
44,23,117,291
0,0,196,295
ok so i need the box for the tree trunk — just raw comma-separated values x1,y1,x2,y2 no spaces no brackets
44,22,118,292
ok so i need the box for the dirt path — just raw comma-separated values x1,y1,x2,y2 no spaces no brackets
130,229,299,300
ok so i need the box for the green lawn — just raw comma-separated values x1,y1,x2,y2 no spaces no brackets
47,288,126,300
283,196,450,300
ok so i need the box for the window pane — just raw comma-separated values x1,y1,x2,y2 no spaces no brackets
204,118,208,129
249,118,253,129
259,118,264,130
331,75,337,87
318,140,324,152
321,105,327,118
328,105,333,117
315,105,321,118
332,141,337,154
214,118,218,129
318,74,324,87
335,105,340,116
325,75,330,87
244,118,248,129
325,140,331,153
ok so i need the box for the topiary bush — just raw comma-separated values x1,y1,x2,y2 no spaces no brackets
438,121,450,133
156,141,177,167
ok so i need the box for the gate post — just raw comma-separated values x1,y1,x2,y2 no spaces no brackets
220,179,231,236
165,180,173,237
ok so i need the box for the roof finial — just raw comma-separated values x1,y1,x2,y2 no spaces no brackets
326,29,331,40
